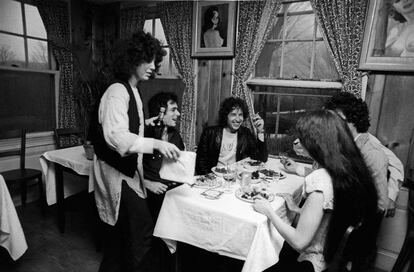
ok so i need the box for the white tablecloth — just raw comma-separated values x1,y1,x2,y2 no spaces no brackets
0,174,27,260
39,146,93,205
153,158,305,272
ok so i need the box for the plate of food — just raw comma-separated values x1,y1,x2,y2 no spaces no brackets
242,160,264,171
259,169,287,180
235,188,274,203
211,166,228,177
193,173,221,189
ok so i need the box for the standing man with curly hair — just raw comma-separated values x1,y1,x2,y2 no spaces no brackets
91,31,181,272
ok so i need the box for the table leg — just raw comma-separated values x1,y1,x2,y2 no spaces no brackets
55,164,65,233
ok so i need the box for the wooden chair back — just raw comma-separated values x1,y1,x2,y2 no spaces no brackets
0,129,26,169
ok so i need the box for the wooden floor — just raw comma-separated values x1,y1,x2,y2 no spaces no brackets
0,192,101,272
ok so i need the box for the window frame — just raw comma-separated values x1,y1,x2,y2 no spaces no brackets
0,0,53,71
250,0,340,83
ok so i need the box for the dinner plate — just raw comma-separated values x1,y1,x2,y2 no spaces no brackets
192,174,221,189
234,188,274,203
211,166,228,177
242,160,264,171
258,169,287,180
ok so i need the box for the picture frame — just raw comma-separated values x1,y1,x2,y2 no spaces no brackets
191,1,236,58
359,0,414,71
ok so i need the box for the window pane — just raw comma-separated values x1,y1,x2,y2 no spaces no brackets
313,41,339,80
282,41,312,79
0,33,25,67
255,41,282,78
0,0,23,34
143,19,153,34
25,4,47,39
28,39,49,69
267,18,284,40
154,19,167,45
286,1,312,13
285,14,315,40
158,47,170,76
252,86,338,158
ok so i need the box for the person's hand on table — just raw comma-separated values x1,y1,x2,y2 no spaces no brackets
253,195,273,216
144,179,168,195
154,140,180,160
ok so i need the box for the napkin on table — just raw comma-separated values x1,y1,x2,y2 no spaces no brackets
159,151,196,184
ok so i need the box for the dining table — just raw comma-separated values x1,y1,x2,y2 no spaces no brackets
39,145,94,232
153,157,305,272
0,174,28,260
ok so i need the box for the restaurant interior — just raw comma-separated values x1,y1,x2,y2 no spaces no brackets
0,0,413,271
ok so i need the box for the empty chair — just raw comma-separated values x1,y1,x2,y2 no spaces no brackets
0,129,45,213
54,127,84,149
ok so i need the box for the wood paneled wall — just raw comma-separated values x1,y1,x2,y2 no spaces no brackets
195,59,233,144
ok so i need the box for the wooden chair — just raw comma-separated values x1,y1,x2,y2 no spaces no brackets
54,127,83,149
324,222,362,272
0,129,45,213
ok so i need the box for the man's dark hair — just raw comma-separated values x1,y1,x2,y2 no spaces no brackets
148,92,178,117
324,92,370,133
111,30,166,82
218,97,249,127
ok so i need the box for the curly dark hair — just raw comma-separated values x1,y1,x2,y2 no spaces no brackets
111,30,166,82
218,97,249,127
148,92,178,118
324,92,370,133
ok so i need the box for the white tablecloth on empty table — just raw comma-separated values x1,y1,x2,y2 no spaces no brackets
153,158,305,272
0,174,28,260
40,146,94,205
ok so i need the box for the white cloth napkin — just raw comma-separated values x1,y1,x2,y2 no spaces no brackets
159,151,196,184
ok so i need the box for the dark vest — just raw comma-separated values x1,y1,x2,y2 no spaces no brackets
91,81,140,178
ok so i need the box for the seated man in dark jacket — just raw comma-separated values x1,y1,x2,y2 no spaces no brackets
143,92,184,272
196,97,268,175
143,92,185,218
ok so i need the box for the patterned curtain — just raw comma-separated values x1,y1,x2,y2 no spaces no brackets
36,0,76,129
232,0,281,127
310,0,368,98
120,7,148,39
159,2,196,150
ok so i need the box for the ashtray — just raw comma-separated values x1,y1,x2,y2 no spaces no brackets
201,189,223,200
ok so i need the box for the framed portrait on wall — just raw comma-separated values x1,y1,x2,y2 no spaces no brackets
359,0,414,71
191,1,237,58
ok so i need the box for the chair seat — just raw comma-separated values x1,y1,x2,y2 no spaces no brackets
1,168,42,182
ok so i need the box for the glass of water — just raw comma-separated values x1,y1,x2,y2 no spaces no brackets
222,164,236,193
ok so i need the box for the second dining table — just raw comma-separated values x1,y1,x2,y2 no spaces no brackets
154,157,306,272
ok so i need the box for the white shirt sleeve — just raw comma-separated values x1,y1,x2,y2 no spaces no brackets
99,83,154,157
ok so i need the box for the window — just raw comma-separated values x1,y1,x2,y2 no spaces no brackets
143,18,179,78
0,0,50,70
248,0,341,160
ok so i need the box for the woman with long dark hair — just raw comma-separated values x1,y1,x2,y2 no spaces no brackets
254,110,378,272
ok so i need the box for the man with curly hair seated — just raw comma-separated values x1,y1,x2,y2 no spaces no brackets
195,97,268,175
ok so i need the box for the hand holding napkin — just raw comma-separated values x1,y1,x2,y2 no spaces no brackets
159,151,196,184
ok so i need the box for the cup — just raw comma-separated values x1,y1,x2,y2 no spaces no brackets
240,171,251,192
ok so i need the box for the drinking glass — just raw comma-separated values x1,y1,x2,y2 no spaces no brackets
279,152,288,165
222,164,236,193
